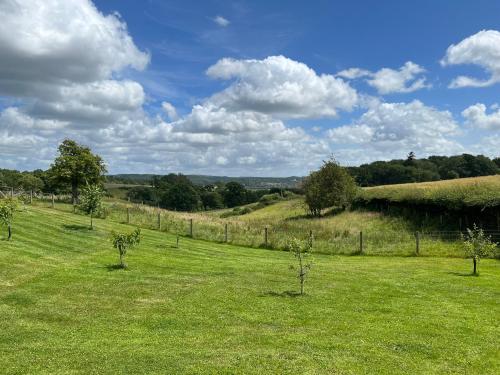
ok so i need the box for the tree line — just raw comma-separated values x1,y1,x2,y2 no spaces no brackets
127,175,279,211
349,152,500,187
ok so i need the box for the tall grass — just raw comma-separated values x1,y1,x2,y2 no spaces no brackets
358,175,500,209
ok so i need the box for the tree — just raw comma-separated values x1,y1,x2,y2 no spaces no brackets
303,158,357,216
79,184,104,229
287,237,313,295
0,199,17,240
200,191,224,210
222,182,247,208
462,224,497,275
49,139,106,203
111,228,141,269
404,151,416,166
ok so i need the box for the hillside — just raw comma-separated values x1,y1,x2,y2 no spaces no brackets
357,175,500,209
106,174,303,189
0,205,499,374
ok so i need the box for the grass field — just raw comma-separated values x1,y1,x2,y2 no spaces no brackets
1,205,499,374
33,197,467,257
358,175,500,209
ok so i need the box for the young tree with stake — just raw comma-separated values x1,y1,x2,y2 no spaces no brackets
79,184,104,229
462,225,497,275
0,199,17,240
287,237,313,295
111,228,141,269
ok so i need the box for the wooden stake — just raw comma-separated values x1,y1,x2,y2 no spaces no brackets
224,223,228,242
359,231,363,254
415,232,420,256
189,219,193,237
264,227,268,247
157,212,161,230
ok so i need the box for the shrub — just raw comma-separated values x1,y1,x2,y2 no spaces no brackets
110,228,141,269
0,198,17,240
286,237,313,295
79,184,104,229
462,224,497,275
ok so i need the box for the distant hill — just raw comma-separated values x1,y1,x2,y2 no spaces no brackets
106,174,303,189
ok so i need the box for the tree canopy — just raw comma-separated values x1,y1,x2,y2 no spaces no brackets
49,139,106,202
303,158,357,216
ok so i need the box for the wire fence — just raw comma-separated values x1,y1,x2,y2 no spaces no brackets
3,190,500,258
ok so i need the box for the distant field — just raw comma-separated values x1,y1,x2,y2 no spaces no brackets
1,205,499,374
358,175,500,209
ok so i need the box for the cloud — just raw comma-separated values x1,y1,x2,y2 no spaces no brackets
0,0,149,94
161,101,178,120
213,15,230,27
328,100,463,163
206,56,358,118
337,62,430,95
441,30,500,88
336,68,371,80
462,103,500,130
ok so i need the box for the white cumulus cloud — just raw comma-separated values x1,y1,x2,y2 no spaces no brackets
207,55,358,118
441,30,500,88
462,103,500,130
328,100,463,163
338,62,430,95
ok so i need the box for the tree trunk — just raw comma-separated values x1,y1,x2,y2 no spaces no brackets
473,257,477,275
72,181,78,205
7,224,11,240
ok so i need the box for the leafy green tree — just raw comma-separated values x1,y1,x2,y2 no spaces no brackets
222,182,247,207
200,191,224,210
287,237,313,295
0,199,17,240
111,228,141,269
49,139,107,203
20,173,43,192
462,225,497,275
303,158,357,216
79,184,104,229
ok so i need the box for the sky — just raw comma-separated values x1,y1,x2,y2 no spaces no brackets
1,0,500,176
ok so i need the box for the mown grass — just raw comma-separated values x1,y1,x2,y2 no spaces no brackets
0,205,499,374
358,175,500,209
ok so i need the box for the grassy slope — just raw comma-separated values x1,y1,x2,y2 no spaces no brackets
359,175,500,208
0,206,499,374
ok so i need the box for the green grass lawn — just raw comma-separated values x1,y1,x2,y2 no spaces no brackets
1,206,499,374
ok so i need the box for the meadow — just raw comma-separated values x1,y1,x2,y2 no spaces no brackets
0,205,499,374
357,175,500,209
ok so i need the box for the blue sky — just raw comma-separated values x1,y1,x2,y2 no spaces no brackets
1,0,500,175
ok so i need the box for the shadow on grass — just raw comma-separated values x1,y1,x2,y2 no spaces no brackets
62,224,91,231
448,271,478,277
106,264,128,271
260,290,303,298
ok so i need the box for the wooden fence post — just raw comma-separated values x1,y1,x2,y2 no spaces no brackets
264,227,268,247
309,230,313,249
359,231,363,254
127,208,130,224
415,232,420,256
224,223,228,243
157,212,161,230
189,219,193,237
51,194,55,208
